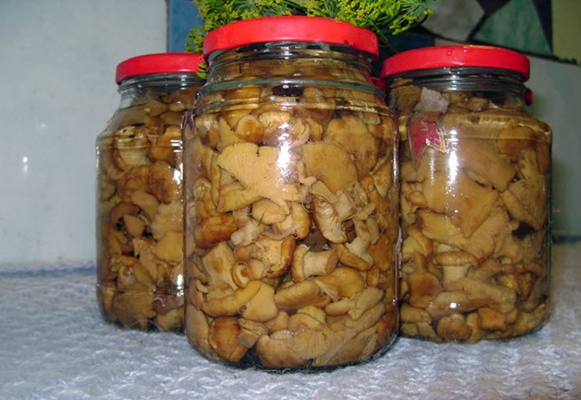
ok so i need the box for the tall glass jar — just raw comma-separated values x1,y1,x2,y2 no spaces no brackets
183,16,399,369
96,53,204,332
381,45,552,342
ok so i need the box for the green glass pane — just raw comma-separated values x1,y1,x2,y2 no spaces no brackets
474,0,552,56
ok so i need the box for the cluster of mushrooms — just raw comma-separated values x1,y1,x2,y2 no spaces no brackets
183,69,400,368
391,83,552,342
97,47,552,367
96,85,201,331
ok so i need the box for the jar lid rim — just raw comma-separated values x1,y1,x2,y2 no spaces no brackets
380,45,530,81
203,16,379,60
115,53,204,84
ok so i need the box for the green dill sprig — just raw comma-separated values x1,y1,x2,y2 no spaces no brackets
185,0,440,54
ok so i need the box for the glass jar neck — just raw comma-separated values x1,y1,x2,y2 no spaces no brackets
118,73,203,99
387,67,527,110
202,41,380,96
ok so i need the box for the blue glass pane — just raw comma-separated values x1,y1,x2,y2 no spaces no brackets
168,0,203,52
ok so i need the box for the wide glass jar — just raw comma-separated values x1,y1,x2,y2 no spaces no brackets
183,16,399,369
96,53,204,332
381,45,552,342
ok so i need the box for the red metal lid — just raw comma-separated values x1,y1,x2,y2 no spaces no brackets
380,45,530,81
203,16,379,60
115,53,204,84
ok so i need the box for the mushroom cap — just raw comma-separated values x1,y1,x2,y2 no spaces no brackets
216,142,302,213
152,230,183,263
201,241,238,290
302,141,357,192
436,315,473,341
325,115,378,179
418,208,512,260
194,214,238,249
242,282,279,322
251,198,289,225
312,195,347,244
406,271,443,309
147,161,181,203
255,331,306,369
435,251,478,268
234,235,296,279
422,169,499,238
274,280,329,311
112,290,155,330
208,317,249,362
314,267,366,300
150,201,182,240
500,149,548,230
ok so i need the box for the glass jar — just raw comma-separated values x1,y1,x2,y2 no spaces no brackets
96,53,205,332
183,16,399,369
381,45,552,342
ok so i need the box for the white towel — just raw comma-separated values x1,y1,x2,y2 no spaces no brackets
0,243,579,399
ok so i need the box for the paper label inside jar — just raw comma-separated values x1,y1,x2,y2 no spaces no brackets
408,87,449,166
409,113,446,167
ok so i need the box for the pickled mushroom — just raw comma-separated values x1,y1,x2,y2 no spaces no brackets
181,58,400,367
291,244,338,283
422,169,499,237
274,280,330,311
208,317,249,362
418,208,513,260
314,267,366,301
147,161,181,204
500,148,547,230
150,201,182,240
96,77,201,333
112,126,153,170
325,114,378,178
194,214,238,249
394,80,550,340
436,315,473,341
302,141,358,192
234,235,296,279
216,142,302,213
200,241,238,290
450,138,516,192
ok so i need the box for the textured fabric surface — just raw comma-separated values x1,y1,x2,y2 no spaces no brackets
0,243,580,400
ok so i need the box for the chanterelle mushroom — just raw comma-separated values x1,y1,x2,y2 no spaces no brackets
392,76,551,343
325,114,378,178
291,244,338,282
200,241,238,290
150,201,182,240
302,141,357,192
208,317,248,362
500,148,547,230
215,142,302,213
180,54,401,366
312,194,347,244
422,169,499,237
234,235,296,279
